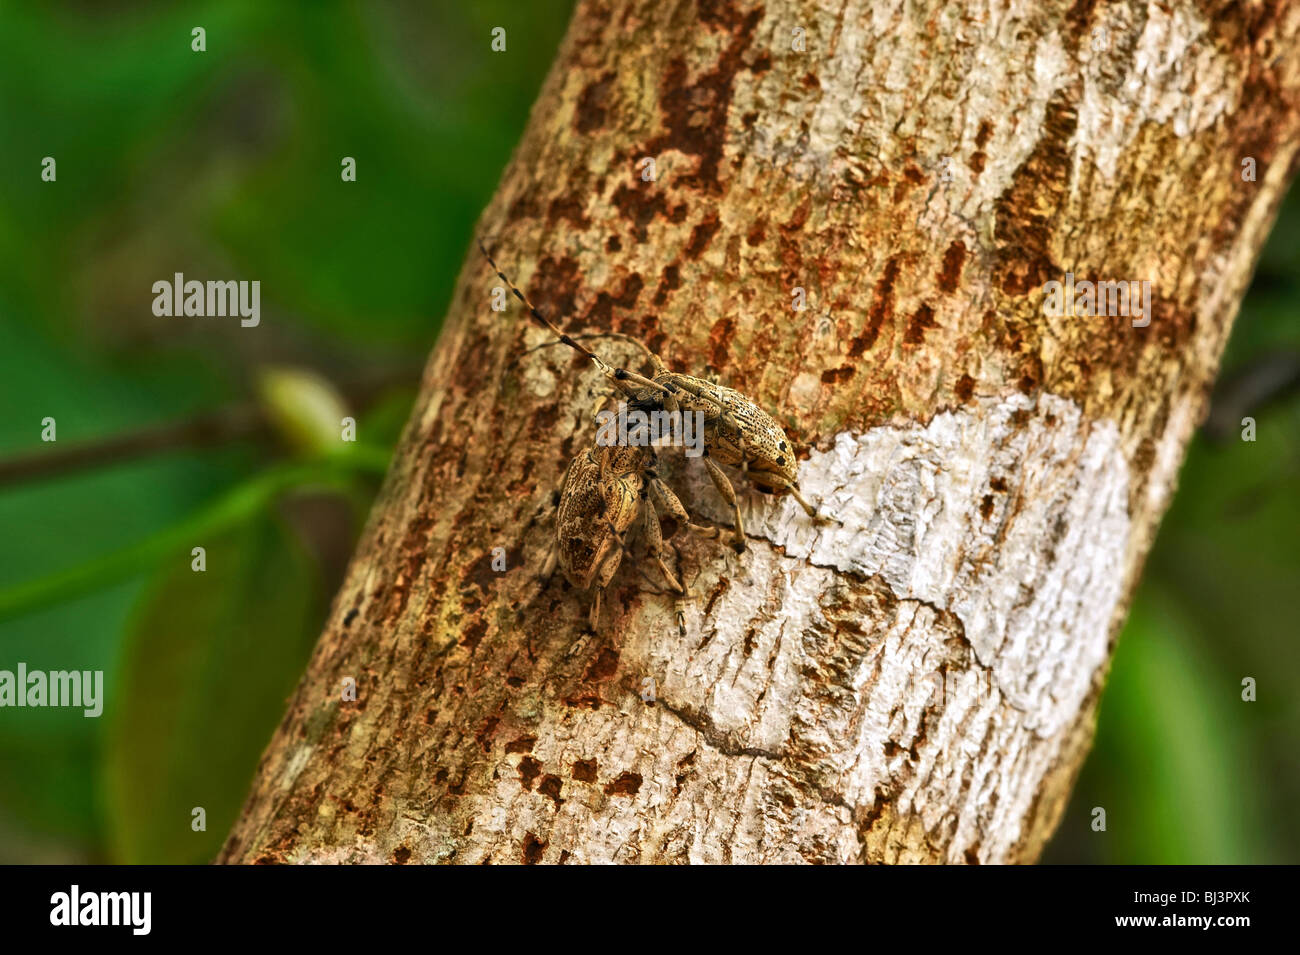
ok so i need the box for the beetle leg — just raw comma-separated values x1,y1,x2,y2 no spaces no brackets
670,540,689,638
641,495,683,593
648,475,718,539
702,453,746,554
638,490,689,637
760,472,840,524
589,537,626,631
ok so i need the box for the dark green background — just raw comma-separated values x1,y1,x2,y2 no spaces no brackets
0,1,1294,864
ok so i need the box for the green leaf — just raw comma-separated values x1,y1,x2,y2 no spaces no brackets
101,515,322,864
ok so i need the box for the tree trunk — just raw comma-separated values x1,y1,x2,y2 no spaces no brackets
220,0,1300,864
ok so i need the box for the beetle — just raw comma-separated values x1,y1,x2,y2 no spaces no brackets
621,353,828,553
479,239,834,554
543,441,704,634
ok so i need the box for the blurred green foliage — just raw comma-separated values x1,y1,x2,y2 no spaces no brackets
0,1,1295,864
104,517,321,864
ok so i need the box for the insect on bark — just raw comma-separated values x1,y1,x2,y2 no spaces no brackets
479,240,835,544
479,238,836,632
544,441,705,635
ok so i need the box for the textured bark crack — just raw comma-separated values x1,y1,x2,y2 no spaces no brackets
711,523,1033,721
656,697,787,761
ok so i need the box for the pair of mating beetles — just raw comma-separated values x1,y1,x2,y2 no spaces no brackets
479,239,829,634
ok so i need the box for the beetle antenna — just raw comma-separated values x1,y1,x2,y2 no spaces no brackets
511,331,656,367
478,238,673,398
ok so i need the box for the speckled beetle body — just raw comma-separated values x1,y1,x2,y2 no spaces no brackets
625,357,826,552
545,442,697,633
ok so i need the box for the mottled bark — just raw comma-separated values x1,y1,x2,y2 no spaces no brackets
221,0,1300,864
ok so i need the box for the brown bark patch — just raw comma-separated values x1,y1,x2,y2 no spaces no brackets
904,304,938,345
993,90,1075,296
548,192,592,230
642,4,763,194
938,241,967,294
685,214,722,259
505,735,537,754
583,272,645,327
604,771,643,796
583,647,621,682
709,316,737,369
611,183,670,243
653,263,682,305
518,755,543,790
539,775,565,807
523,833,547,864
576,71,616,133
850,255,901,356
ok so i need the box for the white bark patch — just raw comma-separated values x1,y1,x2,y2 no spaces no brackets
740,0,1236,232
753,391,1129,737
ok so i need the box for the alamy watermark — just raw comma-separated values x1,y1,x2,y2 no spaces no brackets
1042,272,1151,327
50,885,150,935
152,273,260,327
594,402,706,457
0,663,103,717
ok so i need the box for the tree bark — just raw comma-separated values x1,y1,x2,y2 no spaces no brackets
221,0,1300,864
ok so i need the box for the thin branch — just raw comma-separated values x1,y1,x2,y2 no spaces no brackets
0,407,265,487
0,364,422,489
